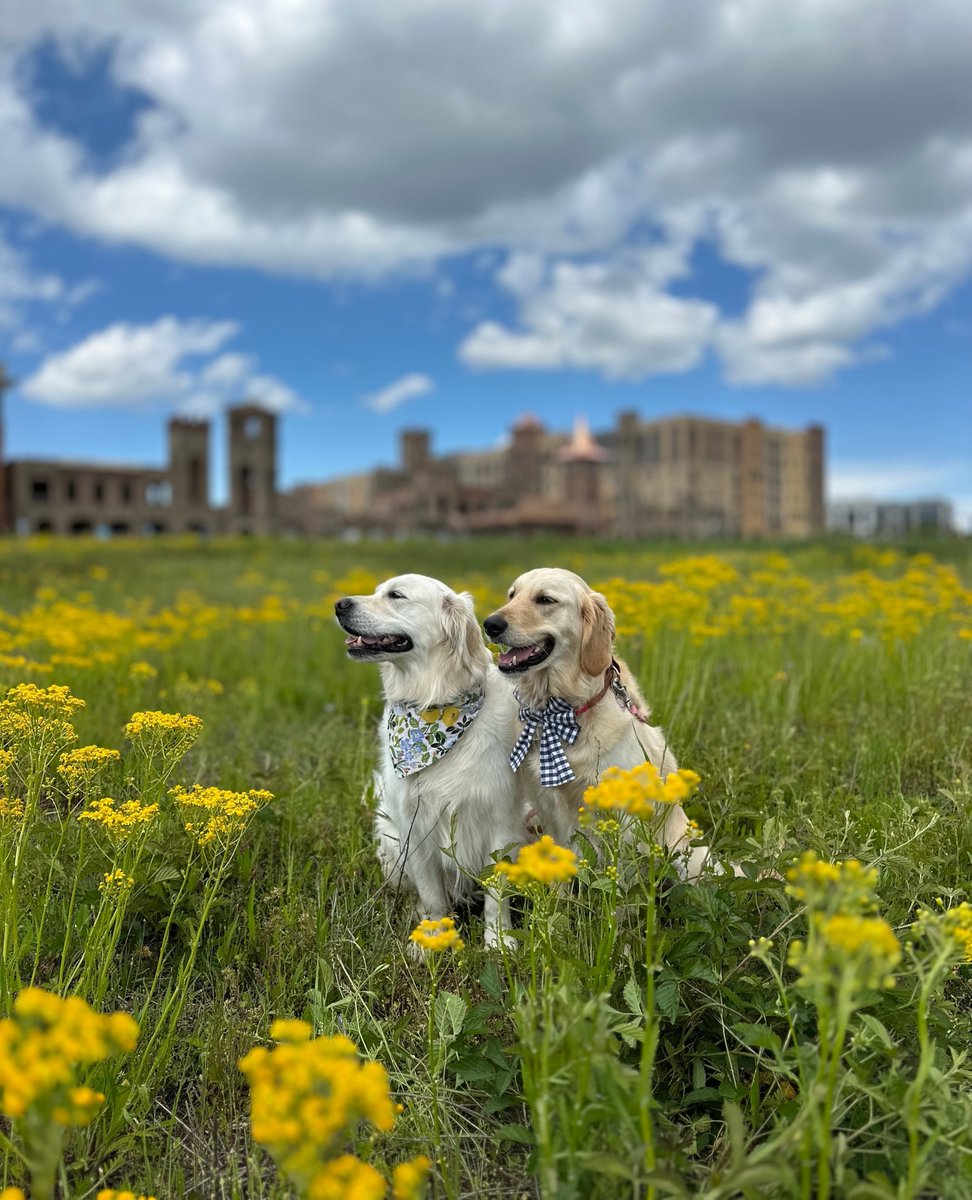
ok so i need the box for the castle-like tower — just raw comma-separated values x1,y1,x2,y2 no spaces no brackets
168,418,210,532
227,403,277,535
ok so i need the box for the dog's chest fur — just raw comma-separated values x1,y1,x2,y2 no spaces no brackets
376,670,524,892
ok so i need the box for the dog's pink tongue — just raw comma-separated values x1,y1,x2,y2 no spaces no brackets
499,644,539,667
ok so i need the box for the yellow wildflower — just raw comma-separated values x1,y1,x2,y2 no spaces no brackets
491,835,578,886
125,709,202,744
409,917,465,952
912,901,972,963
1,1189,26,1200
0,748,13,788
789,913,901,990
786,851,878,912
0,683,84,748
129,661,158,680
393,1155,433,1200
99,868,135,896
270,1018,314,1042
308,1155,386,1200
0,796,25,820
57,745,121,791
78,797,159,843
239,1031,397,1191
170,783,273,847
583,763,701,819
0,988,138,1124
96,1191,158,1200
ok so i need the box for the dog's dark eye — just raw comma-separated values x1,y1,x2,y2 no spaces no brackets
387,591,406,600
535,595,557,605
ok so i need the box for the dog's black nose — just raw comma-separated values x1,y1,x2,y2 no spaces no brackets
483,614,507,639
334,597,354,616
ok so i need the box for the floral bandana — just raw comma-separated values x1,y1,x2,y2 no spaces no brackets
387,687,486,778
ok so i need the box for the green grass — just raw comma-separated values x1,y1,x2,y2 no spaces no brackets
0,535,970,1199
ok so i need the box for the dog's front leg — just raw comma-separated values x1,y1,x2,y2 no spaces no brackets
407,864,453,961
483,889,517,951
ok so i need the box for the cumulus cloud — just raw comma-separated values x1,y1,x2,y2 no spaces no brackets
1,0,971,383
460,248,717,379
21,316,303,413
361,372,435,414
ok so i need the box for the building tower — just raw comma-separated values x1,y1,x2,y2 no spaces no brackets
0,363,14,534
507,414,545,498
558,416,608,531
227,403,277,535
168,417,211,532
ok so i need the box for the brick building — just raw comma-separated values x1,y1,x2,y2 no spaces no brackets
0,357,825,541
0,398,279,537
295,411,826,540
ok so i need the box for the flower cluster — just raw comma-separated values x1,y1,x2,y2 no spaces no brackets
78,797,159,843
238,1022,400,1197
57,745,121,792
491,836,578,887
0,988,138,1124
124,710,203,758
170,783,273,847
99,868,135,896
393,1156,433,1200
582,763,701,819
409,916,465,952
786,851,878,911
0,683,84,747
912,900,972,963
96,1191,158,1200
785,851,900,992
0,796,25,820
789,914,902,989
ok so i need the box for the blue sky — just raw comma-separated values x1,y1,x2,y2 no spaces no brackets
1,4,970,522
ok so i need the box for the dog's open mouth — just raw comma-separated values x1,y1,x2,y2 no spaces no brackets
497,637,554,673
344,632,414,657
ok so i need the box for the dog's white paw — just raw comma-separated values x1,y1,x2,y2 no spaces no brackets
484,925,518,952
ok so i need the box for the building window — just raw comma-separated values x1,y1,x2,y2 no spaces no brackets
121,481,133,505
145,480,172,508
65,478,77,501
189,456,203,503
244,415,262,439
32,478,49,502
94,482,105,504
239,466,253,515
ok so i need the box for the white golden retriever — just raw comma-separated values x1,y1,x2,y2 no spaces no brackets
335,573,526,947
484,567,723,880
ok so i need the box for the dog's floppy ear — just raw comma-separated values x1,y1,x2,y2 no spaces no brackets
580,590,615,677
441,591,490,671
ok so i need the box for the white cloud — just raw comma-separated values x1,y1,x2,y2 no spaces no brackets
0,1,970,383
460,249,717,379
20,315,304,413
361,372,435,414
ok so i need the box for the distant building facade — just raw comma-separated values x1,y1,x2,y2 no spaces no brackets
0,374,826,541
828,499,954,538
1,402,278,537
293,411,826,540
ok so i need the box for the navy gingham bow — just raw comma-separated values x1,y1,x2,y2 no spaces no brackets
509,696,580,787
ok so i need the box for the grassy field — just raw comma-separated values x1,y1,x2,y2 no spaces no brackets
0,535,970,1200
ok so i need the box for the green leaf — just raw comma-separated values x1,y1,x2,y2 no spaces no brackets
655,977,680,1021
434,991,468,1044
731,1021,782,1053
623,976,644,1017
479,960,504,999
495,1123,534,1145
